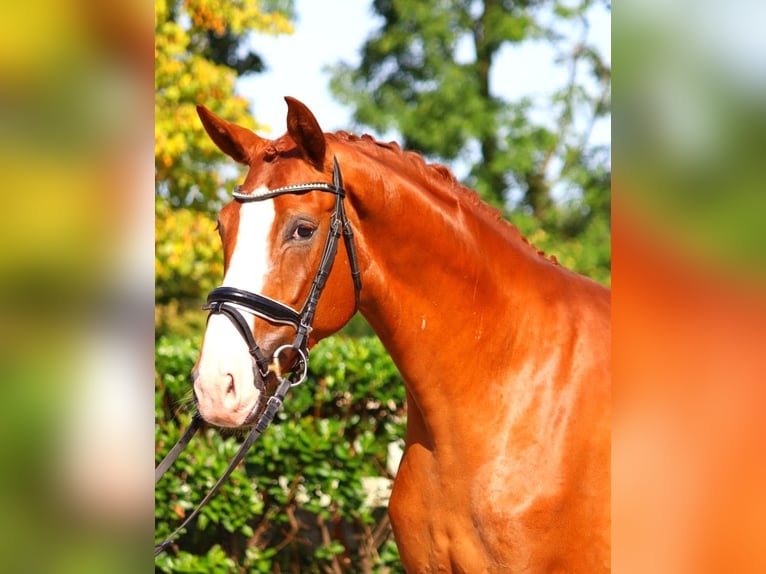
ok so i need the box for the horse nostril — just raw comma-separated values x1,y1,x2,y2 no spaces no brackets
224,373,235,395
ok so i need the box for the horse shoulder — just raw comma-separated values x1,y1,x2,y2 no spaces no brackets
465,277,610,571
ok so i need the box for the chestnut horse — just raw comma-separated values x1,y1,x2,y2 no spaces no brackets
193,97,610,572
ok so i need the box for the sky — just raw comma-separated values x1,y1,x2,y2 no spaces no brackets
238,0,610,146
238,1,375,134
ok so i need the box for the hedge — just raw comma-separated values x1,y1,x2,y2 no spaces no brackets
155,334,406,573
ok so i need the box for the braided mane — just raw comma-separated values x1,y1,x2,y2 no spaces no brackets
327,131,558,265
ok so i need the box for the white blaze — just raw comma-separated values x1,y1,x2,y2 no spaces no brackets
194,188,276,427
222,195,276,291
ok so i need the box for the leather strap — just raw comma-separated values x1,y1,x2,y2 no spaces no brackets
154,413,202,484
154,377,292,556
206,287,303,329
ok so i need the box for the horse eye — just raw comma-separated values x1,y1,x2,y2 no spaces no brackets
291,224,316,240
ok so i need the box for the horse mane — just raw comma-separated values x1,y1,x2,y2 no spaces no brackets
329,131,558,265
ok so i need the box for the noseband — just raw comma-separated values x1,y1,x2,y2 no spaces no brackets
154,157,362,555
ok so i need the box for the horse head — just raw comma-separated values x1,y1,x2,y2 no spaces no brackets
192,97,361,428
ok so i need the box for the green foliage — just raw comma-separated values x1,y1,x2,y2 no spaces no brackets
154,0,299,334
155,0,294,209
509,143,611,285
155,199,222,338
331,0,611,284
155,199,222,303
155,334,406,572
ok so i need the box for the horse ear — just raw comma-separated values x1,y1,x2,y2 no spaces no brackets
196,105,264,165
285,96,326,169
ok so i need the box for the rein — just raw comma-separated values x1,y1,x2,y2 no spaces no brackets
154,157,361,556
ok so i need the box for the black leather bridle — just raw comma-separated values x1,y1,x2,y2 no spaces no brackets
154,157,361,556
206,155,362,387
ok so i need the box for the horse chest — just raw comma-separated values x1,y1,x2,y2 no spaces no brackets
390,451,606,573
387,376,609,573
388,450,563,572
388,448,492,572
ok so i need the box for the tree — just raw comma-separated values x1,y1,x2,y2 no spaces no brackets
155,0,294,210
154,0,296,335
330,0,611,283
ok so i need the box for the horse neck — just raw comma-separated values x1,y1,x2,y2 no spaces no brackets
343,150,564,422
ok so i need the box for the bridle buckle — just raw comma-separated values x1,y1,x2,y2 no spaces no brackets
269,344,308,387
